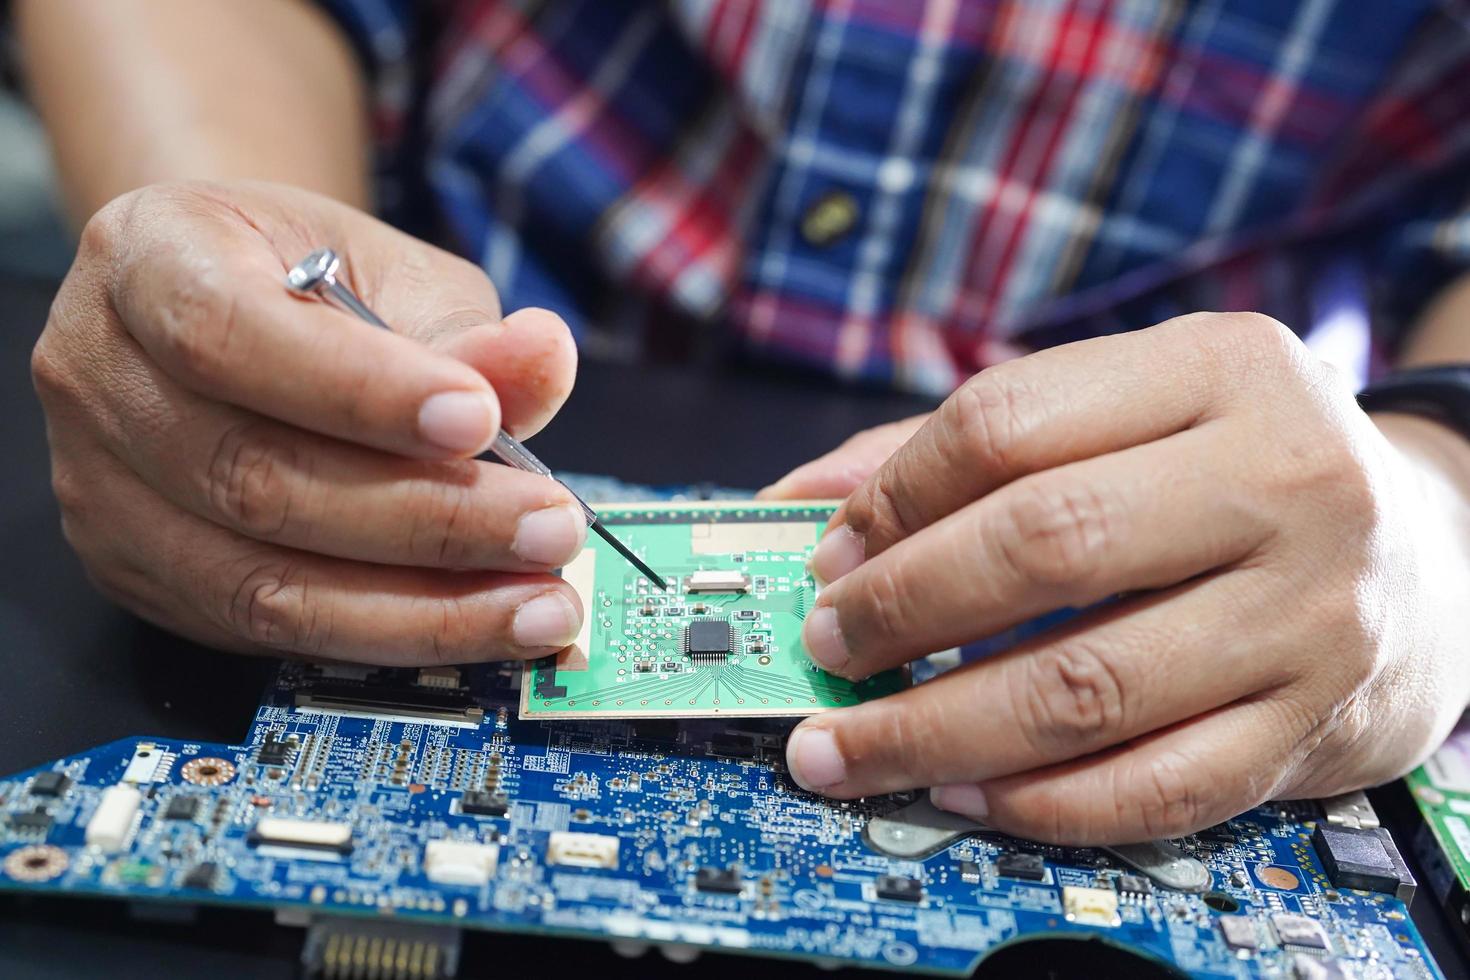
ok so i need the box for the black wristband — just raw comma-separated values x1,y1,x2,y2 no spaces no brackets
1357,365,1470,444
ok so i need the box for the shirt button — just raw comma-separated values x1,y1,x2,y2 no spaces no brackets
801,190,860,247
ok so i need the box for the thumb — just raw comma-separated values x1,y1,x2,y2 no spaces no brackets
363,245,577,439
430,307,578,438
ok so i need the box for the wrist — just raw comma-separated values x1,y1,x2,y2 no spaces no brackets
1374,411,1470,709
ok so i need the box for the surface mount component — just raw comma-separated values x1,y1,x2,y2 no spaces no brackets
29,772,69,797
1062,886,1120,928
1271,913,1329,951
686,570,750,593
995,853,1047,882
1218,915,1260,953
423,840,499,886
163,796,201,821
84,785,142,852
1311,824,1415,902
248,817,353,856
546,832,619,869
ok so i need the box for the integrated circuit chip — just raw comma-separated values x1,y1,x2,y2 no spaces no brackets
686,620,733,656
182,861,219,890
694,866,744,894
164,796,202,821
29,772,69,797
875,875,925,903
1218,915,1260,952
520,501,907,720
995,852,1046,882
1311,824,1414,900
459,790,509,817
1271,912,1328,950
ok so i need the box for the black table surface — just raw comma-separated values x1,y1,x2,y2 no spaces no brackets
0,272,1464,978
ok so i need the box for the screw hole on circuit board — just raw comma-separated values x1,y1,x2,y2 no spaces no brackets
1203,892,1240,913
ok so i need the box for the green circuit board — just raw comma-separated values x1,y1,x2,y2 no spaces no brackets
1405,718,1470,946
520,501,907,719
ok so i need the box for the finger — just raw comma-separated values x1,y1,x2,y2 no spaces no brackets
73,342,586,569
929,698,1309,845
802,424,1271,677
66,445,585,664
810,313,1293,584
756,415,930,500
783,570,1290,799
421,306,579,439
103,191,504,459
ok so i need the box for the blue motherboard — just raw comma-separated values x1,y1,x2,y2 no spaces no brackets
0,479,1445,980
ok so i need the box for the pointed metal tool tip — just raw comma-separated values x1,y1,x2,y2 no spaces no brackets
590,520,667,591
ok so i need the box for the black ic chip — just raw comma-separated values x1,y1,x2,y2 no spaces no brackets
182,862,218,890
165,796,202,821
460,790,509,816
686,620,732,655
694,867,744,894
257,736,294,767
1312,825,1409,897
995,852,1046,882
8,809,53,834
875,874,925,902
1115,874,1151,899
30,772,69,797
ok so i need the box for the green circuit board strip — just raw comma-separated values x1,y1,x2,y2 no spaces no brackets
1405,726,1470,889
520,501,907,719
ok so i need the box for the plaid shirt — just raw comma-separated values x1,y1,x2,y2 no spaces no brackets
320,0,1470,395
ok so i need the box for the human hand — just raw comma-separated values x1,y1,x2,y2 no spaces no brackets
777,313,1470,844
32,180,586,664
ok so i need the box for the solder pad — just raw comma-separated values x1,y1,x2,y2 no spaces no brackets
519,501,907,719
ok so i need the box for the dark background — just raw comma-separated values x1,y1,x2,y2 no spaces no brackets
1,269,1466,978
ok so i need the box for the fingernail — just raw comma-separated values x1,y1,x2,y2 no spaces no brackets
931,783,989,819
787,727,846,790
513,505,587,565
418,390,497,454
809,525,864,586
802,605,850,672
512,592,581,648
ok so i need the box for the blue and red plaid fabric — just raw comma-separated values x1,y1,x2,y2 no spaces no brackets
319,0,1470,394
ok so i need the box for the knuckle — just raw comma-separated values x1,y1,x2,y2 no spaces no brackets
1016,640,1128,755
843,471,913,544
945,371,1034,472
1221,312,1303,376
409,480,475,568
424,595,478,664
225,558,323,653
852,563,914,650
153,267,240,384
76,192,136,261
50,463,91,518
1129,750,1206,839
29,336,73,406
205,422,304,539
993,478,1114,589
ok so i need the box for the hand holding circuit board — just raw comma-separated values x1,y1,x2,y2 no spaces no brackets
761,315,1470,850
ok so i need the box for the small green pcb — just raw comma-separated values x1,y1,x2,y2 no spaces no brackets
520,500,907,719
1405,723,1470,940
